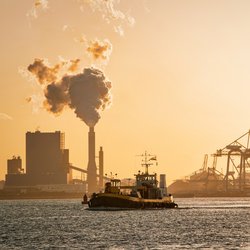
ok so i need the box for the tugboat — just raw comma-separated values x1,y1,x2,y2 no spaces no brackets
88,152,178,210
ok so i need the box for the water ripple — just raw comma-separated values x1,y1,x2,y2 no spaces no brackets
0,198,249,249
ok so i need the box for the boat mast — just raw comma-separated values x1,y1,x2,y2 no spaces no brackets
140,151,157,174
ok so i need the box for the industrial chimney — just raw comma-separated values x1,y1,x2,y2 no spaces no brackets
99,146,104,190
87,126,97,194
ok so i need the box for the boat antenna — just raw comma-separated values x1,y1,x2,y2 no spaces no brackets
136,151,157,174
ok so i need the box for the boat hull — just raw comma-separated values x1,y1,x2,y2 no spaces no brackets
88,193,178,209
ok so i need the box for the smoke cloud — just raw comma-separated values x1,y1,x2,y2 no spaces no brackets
28,65,112,127
27,58,62,85
80,0,135,36
68,68,112,126
27,0,135,36
68,59,81,72
44,80,70,114
87,39,112,62
26,94,44,114
74,34,87,44
27,57,82,84
114,25,124,37
27,0,48,19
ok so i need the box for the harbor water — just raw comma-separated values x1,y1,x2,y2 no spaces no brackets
0,198,249,249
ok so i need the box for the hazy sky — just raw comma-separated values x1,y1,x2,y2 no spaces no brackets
1,0,250,183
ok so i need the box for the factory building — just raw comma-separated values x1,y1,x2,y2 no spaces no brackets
5,156,27,186
26,131,70,185
5,131,71,186
4,129,105,197
7,156,23,174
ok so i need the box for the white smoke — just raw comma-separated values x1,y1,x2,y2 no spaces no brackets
79,0,135,36
74,34,87,44
114,25,124,36
27,0,49,19
26,94,44,114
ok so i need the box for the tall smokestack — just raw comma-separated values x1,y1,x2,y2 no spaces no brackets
99,146,104,190
87,126,97,193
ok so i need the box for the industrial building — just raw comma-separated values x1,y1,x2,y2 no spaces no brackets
5,156,27,186
4,129,105,196
7,156,23,174
26,131,71,185
5,131,71,186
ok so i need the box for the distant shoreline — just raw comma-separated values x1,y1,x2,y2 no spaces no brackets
1,192,250,200
173,193,250,198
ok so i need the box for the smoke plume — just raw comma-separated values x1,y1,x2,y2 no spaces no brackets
32,67,112,127
68,68,112,126
87,39,112,62
44,80,70,114
27,59,61,85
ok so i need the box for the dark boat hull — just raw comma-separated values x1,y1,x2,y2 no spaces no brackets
88,193,178,209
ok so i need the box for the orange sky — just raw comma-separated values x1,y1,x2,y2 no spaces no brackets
1,0,250,184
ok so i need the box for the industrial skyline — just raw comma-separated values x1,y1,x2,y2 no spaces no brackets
5,129,105,193
2,1,250,185
0,2,249,249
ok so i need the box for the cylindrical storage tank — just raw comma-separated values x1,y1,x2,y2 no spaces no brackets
160,174,167,196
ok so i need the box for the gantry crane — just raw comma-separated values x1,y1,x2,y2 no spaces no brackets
213,130,250,192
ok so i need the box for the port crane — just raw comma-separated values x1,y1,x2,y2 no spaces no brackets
213,130,250,192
